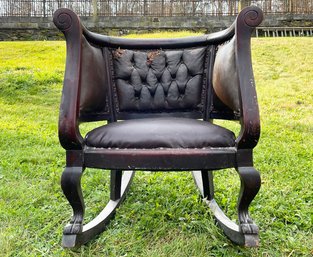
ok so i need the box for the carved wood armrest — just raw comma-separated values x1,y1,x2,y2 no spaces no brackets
54,9,109,149
53,8,84,150
235,6,263,149
213,6,263,149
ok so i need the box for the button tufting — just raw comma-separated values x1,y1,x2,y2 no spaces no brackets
113,47,206,111
134,90,141,98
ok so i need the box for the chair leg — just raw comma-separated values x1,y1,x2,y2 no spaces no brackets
110,170,123,201
200,170,214,200
192,166,260,247
61,166,85,247
236,166,261,246
61,168,135,248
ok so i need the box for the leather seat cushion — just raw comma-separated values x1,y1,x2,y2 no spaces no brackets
85,117,235,149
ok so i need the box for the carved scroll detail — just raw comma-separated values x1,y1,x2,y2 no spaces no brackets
242,7,263,27
53,9,73,31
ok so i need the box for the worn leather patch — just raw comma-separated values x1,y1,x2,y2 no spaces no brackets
212,38,240,112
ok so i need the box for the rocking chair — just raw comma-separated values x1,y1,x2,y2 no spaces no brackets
53,6,263,248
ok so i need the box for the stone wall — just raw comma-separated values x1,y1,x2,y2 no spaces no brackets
1,14,313,41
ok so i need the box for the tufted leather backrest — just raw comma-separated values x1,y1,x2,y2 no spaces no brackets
111,47,208,113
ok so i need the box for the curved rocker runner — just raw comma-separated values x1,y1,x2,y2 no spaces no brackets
53,6,264,248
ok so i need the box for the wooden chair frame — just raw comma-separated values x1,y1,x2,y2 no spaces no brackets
53,6,263,248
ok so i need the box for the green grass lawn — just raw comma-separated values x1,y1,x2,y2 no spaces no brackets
0,35,312,256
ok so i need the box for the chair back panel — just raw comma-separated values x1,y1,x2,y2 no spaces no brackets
110,46,210,114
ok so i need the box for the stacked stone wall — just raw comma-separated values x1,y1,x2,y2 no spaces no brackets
1,14,313,41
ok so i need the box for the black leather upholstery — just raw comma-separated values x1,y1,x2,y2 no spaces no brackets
80,36,107,113
85,117,235,149
111,47,207,112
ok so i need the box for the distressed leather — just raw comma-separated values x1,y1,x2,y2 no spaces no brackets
85,117,235,149
80,36,107,113
213,38,240,112
112,47,207,112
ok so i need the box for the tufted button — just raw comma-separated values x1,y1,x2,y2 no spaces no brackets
134,89,141,98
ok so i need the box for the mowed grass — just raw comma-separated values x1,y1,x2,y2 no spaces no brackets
0,34,312,256
122,30,203,39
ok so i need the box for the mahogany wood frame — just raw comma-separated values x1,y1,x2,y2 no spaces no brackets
53,6,263,248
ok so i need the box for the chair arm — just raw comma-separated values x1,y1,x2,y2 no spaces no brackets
235,6,263,149
53,8,84,150
213,6,263,149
